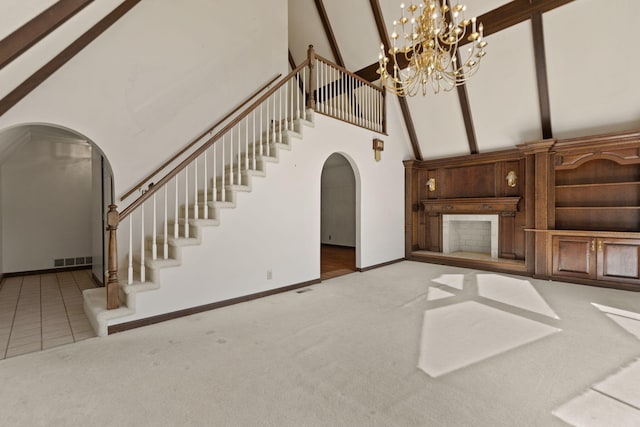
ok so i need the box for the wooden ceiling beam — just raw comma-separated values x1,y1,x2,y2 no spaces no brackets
0,0,142,118
313,0,345,68
0,0,94,71
531,11,553,139
369,0,423,161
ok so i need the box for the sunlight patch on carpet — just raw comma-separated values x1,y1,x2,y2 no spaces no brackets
431,274,464,290
418,301,560,377
477,274,559,319
553,389,640,427
427,287,455,301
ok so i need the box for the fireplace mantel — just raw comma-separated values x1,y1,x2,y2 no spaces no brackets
422,197,520,214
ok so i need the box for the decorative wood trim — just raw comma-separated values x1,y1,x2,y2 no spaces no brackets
531,12,552,139
356,258,404,272
409,252,528,275
313,0,345,67
422,197,520,214
410,147,522,168
107,278,322,334
0,0,94,71
0,0,143,118
368,0,422,160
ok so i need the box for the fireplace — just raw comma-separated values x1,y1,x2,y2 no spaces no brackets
442,214,499,258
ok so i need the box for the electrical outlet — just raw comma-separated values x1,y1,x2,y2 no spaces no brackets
267,269,272,280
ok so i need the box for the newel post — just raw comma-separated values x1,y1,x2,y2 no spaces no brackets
307,44,316,110
106,204,120,309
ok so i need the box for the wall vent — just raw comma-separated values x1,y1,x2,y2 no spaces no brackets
54,256,93,268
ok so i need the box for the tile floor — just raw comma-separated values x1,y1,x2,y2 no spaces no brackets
0,269,96,359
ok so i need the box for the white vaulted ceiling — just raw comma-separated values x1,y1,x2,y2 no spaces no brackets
288,0,640,159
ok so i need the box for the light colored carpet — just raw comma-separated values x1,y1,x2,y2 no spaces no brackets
0,261,639,426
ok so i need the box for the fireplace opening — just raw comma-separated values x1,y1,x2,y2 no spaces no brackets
442,214,498,258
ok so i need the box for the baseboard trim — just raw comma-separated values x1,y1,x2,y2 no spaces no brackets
356,258,404,272
108,278,322,335
4,265,92,277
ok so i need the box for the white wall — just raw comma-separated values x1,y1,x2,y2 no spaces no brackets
1,139,92,273
0,0,288,203
321,153,356,246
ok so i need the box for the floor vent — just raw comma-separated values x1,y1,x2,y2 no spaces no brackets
296,288,312,294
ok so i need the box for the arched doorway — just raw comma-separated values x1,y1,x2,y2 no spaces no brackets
0,124,113,357
0,124,113,281
320,153,358,280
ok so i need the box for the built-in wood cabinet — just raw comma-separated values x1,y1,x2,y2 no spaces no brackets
552,234,640,289
405,129,640,290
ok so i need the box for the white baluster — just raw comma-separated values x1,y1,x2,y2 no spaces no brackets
193,158,198,220
229,127,235,185
260,104,264,156
278,87,283,143
174,176,179,239
128,217,133,284
140,204,145,283
237,125,241,184
285,79,294,130
152,193,157,260
163,185,168,260
271,95,277,144
212,144,217,203
184,166,189,238
203,150,208,219
252,111,256,170
221,135,226,202
245,117,249,171
296,71,300,120
340,74,344,120
302,67,306,120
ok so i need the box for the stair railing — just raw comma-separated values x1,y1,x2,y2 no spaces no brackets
104,45,386,309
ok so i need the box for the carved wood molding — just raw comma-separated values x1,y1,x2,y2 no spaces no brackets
422,197,520,214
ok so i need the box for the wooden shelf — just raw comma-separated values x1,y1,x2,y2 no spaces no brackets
555,181,640,189
555,206,640,210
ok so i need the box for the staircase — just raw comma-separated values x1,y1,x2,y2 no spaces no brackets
83,47,385,337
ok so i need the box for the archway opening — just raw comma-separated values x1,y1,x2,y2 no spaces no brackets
0,124,113,281
320,153,357,280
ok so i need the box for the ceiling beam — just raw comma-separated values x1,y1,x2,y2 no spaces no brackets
0,0,142,118
355,0,575,83
288,49,297,70
531,11,553,139
313,0,345,68
455,60,479,154
0,0,94,71
369,0,423,161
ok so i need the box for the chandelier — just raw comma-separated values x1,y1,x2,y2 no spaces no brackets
377,1,487,97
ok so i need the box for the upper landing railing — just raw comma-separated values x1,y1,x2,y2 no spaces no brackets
104,46,386,309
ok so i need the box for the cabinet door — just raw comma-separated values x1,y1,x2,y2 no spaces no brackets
552,236,596,279
597,238,640,285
